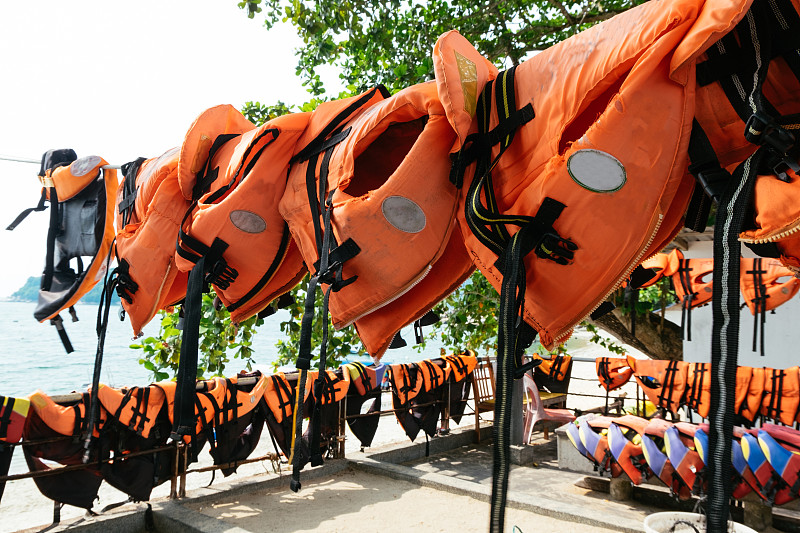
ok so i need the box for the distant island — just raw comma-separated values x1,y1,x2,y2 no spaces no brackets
10,276,118,305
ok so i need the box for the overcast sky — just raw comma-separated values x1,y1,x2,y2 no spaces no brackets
0,0,310,297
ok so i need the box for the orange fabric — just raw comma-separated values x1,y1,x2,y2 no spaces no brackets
734,366,753,416
115,148,189,335
387,363,423,405
175,108,309,322
452,0,727,348
628,356,689,413
761,366,800,426
279,82,472,360
28,391,105,437
532,354,572,381
343,362,380,396
43,155,107,202
263,373,294,424
740,258,800,314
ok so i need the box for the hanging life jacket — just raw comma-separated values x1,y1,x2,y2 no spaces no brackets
738,367,765,424
174,106,309,323
685,362,712,419
171,106,309,441
532,353,572,394
628,356,689,415
23,391,106,509
740,258,800,356
114,147,189,335
279,79,475,360
95,384,173,501
760,366,800,426
7,151,119,353
596,357,634,392
343,362,382,448
669,252,715,342
387,359,449,444
443,351,478,423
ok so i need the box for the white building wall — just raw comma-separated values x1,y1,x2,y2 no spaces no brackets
679,239,800,370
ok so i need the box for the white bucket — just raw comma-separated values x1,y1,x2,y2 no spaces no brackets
643,512,757,533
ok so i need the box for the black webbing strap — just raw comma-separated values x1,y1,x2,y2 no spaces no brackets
746,258,769,356
119,157,146,227
191,133,241,202
708,150,762,531
49,314,74,354
172,256,207,438
765,368,785,423
204,128,279,206
686,120,731,231
686,363,707,414
677,259,695,341
6,189,47,231
114,259,138,304
42,185,59,292
422,361,443,390
82,249,119,462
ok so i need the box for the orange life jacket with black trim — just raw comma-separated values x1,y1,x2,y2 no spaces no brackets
279,80,474,360
533,353,573,394
446,0,737,350
628,356,689,414
193,372,269,476
760,366,800,426
342,362,382,448
23,391,106,509
115,148,189,335
95,384,173,501
174,106,309,323
7,150,118,353
388,359,449,443
596,357,634,392
685,362,712,419
741,258,800,356
671,254,714,342
442,351,478,424
738,367,765,423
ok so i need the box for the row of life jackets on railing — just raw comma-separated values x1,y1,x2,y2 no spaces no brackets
385,351,478,446
596,355,800,426
637,249,800,348
5,350,476,510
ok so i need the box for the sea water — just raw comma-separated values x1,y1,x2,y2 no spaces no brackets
0,301,443,398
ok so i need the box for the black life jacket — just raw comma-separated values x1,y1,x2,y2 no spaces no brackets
343,362,382,448
0,395,30,504
533,353,573,394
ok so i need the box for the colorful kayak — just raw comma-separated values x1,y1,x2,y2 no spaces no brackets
665,425,706,495
758,429,800,498
607,415,651,485
577,417,623,477
741,431,795,505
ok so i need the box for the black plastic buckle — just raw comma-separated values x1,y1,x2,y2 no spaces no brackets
745,112,799,181
534,233,577,265
205,259,238,289
691,165,731,204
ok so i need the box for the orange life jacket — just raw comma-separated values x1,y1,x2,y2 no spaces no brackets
532,353,573,394
735,366,754,419
760,366,800,426
740,258,800,355
442,351,478,423
685,362,712,419
671,255,714,341
388,359,449,442
115,148,189,335
95,384,173,501
279,80,473,359
174,106,308,323
8,151,118,352
628,356,689,414
448,0,736,349
738,367,765,423
343,362,380,397
443,350,478,383
596,357,634,392
342,362,382,448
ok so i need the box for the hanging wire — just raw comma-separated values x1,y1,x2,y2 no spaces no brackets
0,154,121,169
